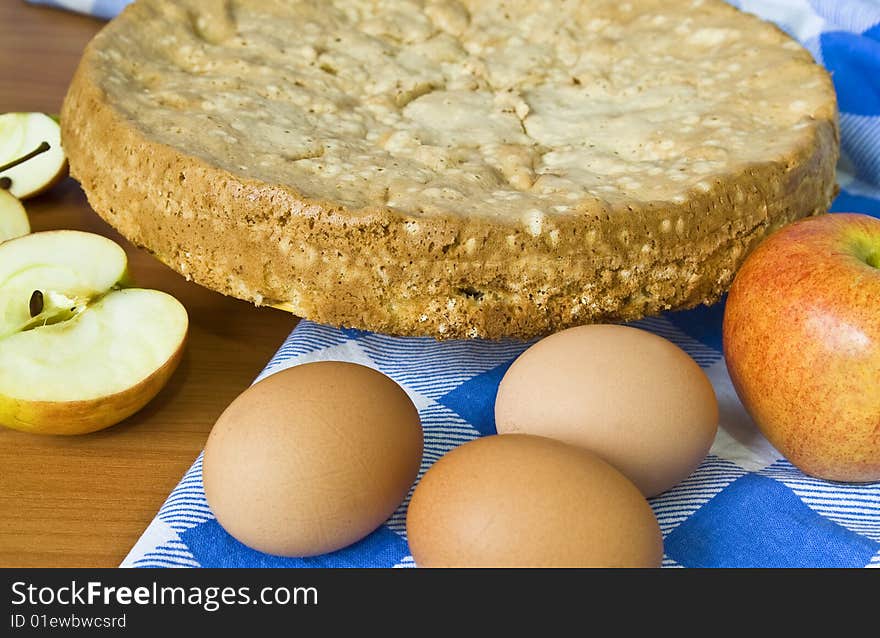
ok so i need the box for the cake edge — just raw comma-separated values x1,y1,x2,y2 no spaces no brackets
60,23,840,340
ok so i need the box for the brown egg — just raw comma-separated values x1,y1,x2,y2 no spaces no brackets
203,361,423,557
495,325,718,497
406,434,663,568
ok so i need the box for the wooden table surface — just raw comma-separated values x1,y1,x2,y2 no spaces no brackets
0,2,297,567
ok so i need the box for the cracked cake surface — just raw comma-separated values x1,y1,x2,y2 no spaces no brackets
62,0,839,338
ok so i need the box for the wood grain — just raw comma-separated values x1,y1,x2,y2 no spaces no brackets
0,2,297,567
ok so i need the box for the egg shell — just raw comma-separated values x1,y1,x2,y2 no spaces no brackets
202,361,423,557
406,434,663,568
495,324,718,497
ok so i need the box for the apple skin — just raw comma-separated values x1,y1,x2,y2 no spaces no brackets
0,338,185,436
723,213,880,482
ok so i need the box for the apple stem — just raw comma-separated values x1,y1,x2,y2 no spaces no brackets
0,141,51,174
29,290,44,318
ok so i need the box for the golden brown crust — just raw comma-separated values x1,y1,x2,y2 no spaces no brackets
61,1,839,339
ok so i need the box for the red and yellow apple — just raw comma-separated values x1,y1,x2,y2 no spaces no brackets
723,213,880,482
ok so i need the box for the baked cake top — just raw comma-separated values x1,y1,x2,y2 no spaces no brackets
91,0,835,225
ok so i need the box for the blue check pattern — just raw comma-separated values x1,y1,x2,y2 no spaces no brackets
27,0,880,567
122,312,880,568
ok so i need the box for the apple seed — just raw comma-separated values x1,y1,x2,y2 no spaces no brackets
29,290,44,318
0,177,10,190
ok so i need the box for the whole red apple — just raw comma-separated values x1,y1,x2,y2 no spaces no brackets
723,213,880,482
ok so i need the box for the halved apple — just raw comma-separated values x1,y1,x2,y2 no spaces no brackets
0,230,128,338
0,231,188,435
0,112,68,199
0,189,29,242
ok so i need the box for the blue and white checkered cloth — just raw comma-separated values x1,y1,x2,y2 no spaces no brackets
30,0,880,567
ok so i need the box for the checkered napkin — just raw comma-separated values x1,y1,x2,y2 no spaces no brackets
27,0,129,20
29,0,880,567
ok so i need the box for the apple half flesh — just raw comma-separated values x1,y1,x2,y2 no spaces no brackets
0,230,128,338
0,189,29,242
0,231,188,435
0,112,68,199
